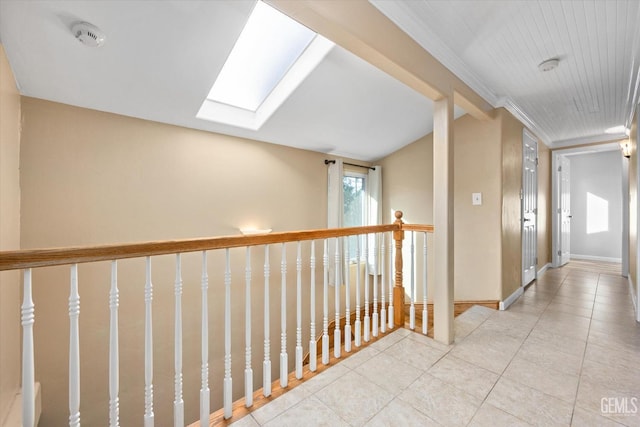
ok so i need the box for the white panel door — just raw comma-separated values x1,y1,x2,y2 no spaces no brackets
522,130,537,286
559,156,571,266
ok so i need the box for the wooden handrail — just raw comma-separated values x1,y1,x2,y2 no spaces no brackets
0,223,433,271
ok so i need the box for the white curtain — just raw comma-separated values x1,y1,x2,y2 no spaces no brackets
367,165,382,274
327,159,344,286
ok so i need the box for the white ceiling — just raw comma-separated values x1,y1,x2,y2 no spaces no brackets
371,0,640,147
0,0,445,162
1,1,638,159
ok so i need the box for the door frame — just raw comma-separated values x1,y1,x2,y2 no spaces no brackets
551,143,623,268
522,129,538,286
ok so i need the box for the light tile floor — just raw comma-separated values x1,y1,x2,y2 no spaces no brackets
233,261,640,426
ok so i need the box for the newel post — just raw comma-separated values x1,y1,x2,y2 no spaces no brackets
393,211,405,327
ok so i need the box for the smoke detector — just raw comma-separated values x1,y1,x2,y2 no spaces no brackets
71,22,106,47
538,58,559,72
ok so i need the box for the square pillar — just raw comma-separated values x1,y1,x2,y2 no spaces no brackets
433,95,454,344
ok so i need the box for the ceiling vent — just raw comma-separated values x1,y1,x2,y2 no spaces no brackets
71,22,106,47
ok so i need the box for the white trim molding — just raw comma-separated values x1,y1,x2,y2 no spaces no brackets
499,286,524,311
570,254,622,263
629,276,640,323
537,263,552,278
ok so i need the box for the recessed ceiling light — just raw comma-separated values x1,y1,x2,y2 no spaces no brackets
538,58,559,72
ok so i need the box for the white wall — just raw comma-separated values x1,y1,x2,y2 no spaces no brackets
570,150,623,261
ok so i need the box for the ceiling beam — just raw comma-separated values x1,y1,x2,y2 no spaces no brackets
267,0,494,120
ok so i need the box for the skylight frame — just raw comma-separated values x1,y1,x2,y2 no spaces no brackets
197,1,334,130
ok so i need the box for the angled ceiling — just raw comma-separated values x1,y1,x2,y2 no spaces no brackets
0,0,451,162
371,0,640,147
1,1,638,158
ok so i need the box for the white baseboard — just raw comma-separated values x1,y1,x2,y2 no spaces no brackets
570,254,622,263
537,263,551,277
630,276,640,323
499,286,524,311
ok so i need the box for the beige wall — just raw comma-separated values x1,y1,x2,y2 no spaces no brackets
381,112,505,301
630,112,638,303
453,114,502,301
19,97,345,426
500,109,524,300
537,142,552,270
0,45,22,423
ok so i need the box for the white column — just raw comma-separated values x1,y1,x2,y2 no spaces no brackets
244,247,253,407
322,239,329,364
173,255,184,427
223,249,232,419
279,243,288,387
410,231,416,331
295,242,303,378
199,252,210,425
434,95,455,344
69,264,80,427
380,233,386,334
422,232,429,335
388,231,394,330
22,269,35,427
354,237,361,347
309,241,317,372
372,234,379,338
263,246,272,397
344,237,352,352
144,257,154,427
109,262,120,427
334,238,341,358
364,235,370,342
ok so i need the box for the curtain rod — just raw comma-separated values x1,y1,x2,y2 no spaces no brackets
324,159,376,170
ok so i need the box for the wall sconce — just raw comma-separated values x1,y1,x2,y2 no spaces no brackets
620,140,632,159
240,228,272,236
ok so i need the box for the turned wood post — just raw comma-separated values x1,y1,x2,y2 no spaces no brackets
393,211,405,327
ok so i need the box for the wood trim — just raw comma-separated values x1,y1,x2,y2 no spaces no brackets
0,224,433,271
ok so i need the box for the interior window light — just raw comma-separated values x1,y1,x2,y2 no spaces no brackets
197,1,334,129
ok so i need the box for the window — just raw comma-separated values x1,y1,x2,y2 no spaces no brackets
343,173,366,261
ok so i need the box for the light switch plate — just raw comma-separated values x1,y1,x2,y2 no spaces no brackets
472,192,482,206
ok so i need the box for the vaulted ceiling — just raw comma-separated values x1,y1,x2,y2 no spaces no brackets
1,0,638,160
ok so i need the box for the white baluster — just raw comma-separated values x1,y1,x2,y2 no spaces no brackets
295,242,303,378
245,247,253,407
410,231,416,330
69,264,80,427
388,231,394,330
322,239,329,364
22,269,35,427
354,237,361,347
380,234,386,334
174,255,184,427
372,234,379,338
334,238,341,358
364,235,370,342
263,246,272,397
344,237,352,353
109,261,120,427
144,257,154,427
422,232,429,335
309,241,317,372
223,249,232,419
280,244,288,387
200,252,210,425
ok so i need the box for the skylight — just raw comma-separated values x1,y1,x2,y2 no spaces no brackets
197,1,334,130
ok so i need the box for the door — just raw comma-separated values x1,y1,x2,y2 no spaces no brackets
558,156,571,266
522,130,538,286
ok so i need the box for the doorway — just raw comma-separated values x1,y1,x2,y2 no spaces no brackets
522,129,538,286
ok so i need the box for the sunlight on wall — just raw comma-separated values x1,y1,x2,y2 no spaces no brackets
586,192,609,234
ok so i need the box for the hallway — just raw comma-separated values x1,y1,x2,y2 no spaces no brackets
228,261,639,426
